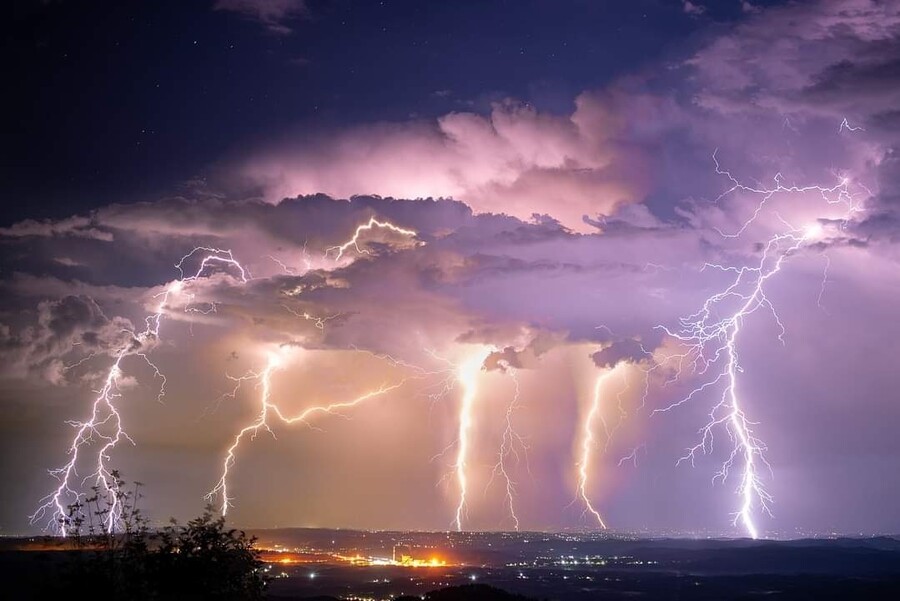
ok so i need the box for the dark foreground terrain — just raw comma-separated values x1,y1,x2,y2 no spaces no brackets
5,530,900,600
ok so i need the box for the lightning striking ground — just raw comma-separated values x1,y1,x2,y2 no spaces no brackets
487,364,528,531
452,351,489,531
208,217,426,516
428,348,529,530
207,348,432,515
838,117,865,133
574,363,627,529
653,156,865,539
31,248,249,535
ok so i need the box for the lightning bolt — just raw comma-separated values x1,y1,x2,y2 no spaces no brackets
711,150,859,239
656,228,811,539
207,348,427,515
31,248,249,535
281,304,340,329
838,117,865,133
575,362,628,529
325,217,418,261
207,351,282,515
451,349,490,532
207,218,425,515
652,154,866,539
618,444,646,468
487,364,528,531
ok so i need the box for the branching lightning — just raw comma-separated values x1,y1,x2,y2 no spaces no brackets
206,217,426,516
325,217,418,261
28,169,870,537
31,248,249,535
655,229,816,539
652,154,866,539
486,364,528,531
711,151,859,239
207,348,429,515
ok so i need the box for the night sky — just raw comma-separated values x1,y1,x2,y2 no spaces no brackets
2,0,899,537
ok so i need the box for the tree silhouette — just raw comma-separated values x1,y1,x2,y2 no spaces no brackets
57,472,266,600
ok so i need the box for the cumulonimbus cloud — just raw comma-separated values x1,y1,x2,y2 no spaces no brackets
2,0,900,533
228,92,669,233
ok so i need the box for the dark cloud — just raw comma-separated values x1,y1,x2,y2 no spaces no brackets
591,338,649,369
804,56,900,110
483,333,564,372
0,216,113,241
0,295,135,385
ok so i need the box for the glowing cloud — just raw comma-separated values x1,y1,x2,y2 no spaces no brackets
31,248,250,535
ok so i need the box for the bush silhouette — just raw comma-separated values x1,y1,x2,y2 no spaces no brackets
156,509,266,600
58,471,265,600
422,584,535,601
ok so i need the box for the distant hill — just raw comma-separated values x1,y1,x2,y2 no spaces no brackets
402,584,536,601
284,584,536,601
